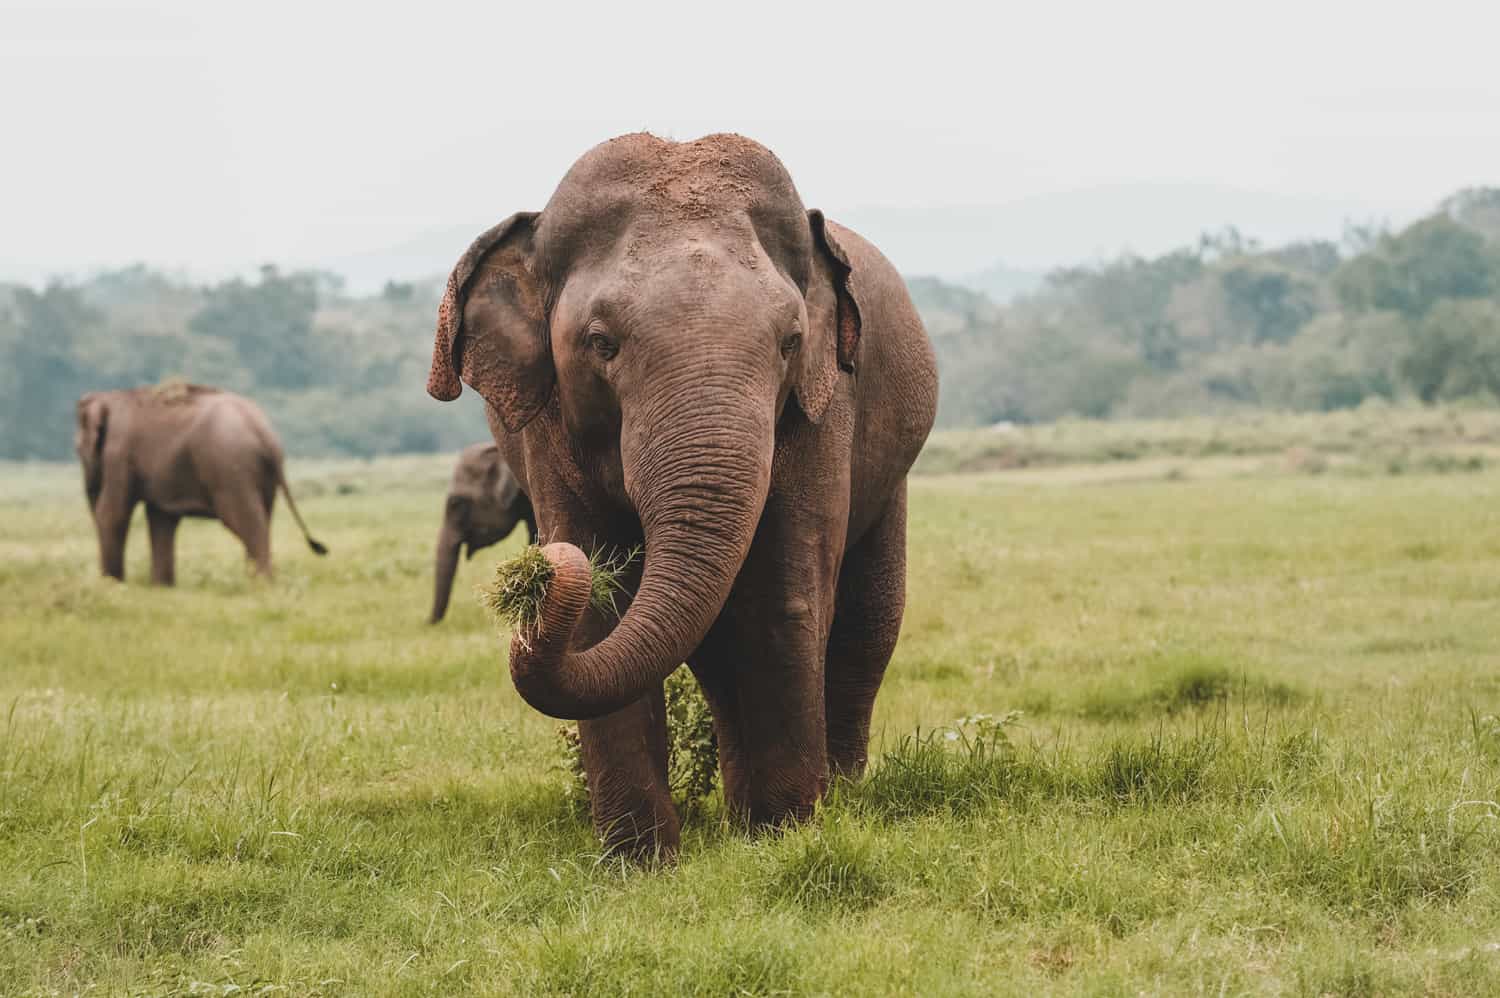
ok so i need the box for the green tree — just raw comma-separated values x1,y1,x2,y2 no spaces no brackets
1,283,103,459
188,265,321,389
1402,299,1500,403
1333,216,1499,316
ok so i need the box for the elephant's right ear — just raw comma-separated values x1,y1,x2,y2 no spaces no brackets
429,212,554,433
76,393,108,457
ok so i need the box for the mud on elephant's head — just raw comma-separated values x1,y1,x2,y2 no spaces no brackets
427,133,863,719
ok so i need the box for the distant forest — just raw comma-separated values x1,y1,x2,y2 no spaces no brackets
3,188,1499,461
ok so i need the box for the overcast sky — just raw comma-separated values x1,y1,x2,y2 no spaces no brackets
4,0,1498,284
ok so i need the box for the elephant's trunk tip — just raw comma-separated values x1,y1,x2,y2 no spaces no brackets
488,543,595,713
516,543,593,650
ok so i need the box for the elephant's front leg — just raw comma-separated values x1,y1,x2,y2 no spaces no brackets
540,505,680,859
693,502,840,828
578,686,679,860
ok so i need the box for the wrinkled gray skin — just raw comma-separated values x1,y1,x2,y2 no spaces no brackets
430,442,538,623
75,384,327,583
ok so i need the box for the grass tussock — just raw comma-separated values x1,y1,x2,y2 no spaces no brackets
1075,658,1305,722
846,718,1237,821
557,666,719,814
762,815,888,913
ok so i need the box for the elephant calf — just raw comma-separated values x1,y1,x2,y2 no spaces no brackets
75,383,327,583
430,442,538,623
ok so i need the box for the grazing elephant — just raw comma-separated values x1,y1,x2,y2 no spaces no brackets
430,442,538,623
427,133,938,859
75,383,327,583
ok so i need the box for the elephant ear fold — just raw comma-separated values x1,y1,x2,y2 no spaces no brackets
76,393,108,456
796,210,863,424
429,212,554,433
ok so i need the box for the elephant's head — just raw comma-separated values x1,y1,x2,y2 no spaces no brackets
74,393,111,507
428,133,861,719
430,445,526,624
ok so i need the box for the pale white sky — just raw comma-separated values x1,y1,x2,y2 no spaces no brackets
3,0,1498,283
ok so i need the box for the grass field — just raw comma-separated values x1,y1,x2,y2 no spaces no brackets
3,411,1500,995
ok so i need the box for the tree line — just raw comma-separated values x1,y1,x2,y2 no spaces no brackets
2,187,1498,460
923,187,1500,427
0,269,488,460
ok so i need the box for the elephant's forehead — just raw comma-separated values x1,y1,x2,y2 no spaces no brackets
541,132,808,254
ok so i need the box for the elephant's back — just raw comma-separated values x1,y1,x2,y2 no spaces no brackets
183,394,286,489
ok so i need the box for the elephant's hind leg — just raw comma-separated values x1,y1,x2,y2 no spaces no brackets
824,481,908,780
218,494,273,578
146,506,181,586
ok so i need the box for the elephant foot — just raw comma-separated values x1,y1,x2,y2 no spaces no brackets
591,793,681,864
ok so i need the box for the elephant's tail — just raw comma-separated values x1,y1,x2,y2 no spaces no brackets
278,470,329,556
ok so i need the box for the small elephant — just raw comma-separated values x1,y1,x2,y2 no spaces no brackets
427,133,939,858
75,383,327,583
430,442,538,623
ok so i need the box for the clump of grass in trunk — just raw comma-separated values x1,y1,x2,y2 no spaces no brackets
478,543,640,650
479,544,717,813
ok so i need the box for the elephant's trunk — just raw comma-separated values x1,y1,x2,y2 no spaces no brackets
508,385,774,720
430,519,464,624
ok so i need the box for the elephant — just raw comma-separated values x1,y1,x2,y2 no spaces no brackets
427,132,938,859
75,383,327,583
430,442,539,623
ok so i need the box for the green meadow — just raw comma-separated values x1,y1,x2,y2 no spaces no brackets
3,409,1499,996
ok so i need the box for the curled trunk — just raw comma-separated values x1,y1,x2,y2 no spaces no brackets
509,404,772,720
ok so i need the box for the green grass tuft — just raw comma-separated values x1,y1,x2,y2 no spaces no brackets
763,815,888,913
478,543,555,642
478,543,641,647
556,666,719,816
586,543,641,619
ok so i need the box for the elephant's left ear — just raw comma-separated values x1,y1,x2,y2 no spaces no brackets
429,212,554,433
796,210,863,424
76,393,109,456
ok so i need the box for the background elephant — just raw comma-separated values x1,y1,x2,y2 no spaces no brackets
427,133,939,858
430,442,538,623
75,383,327,583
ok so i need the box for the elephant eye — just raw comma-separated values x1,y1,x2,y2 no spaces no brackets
587,332,619,360
780,332,802,358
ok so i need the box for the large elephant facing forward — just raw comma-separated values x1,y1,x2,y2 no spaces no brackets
428,133,938,859
430,442,538,623
75,384,327,583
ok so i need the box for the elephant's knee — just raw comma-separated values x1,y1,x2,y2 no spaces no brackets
774,594,820,644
